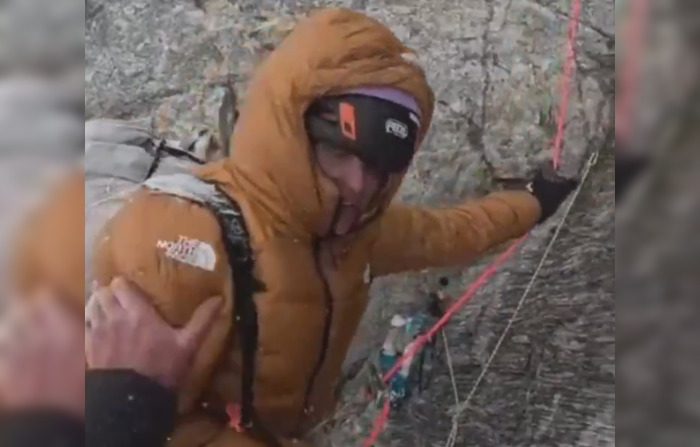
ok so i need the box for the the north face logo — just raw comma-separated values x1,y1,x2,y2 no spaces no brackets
156,236,217,271
385,119,409,139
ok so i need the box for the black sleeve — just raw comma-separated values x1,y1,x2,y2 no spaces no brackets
0,410,83,447
86,370,177,447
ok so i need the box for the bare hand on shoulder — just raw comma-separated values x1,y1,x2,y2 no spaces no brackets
85,278,222,390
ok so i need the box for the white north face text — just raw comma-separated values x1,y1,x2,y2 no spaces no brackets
156,236,217,271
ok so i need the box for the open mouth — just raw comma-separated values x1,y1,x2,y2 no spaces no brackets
333,203,360,235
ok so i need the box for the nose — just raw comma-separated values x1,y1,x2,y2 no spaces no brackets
337,156,365,203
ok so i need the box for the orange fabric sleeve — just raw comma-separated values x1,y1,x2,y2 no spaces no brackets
369,191,541,276
10,170,85,312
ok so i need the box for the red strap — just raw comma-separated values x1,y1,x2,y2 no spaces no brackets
226,403,244,433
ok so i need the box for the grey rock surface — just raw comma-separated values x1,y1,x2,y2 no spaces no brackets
616,2,700,446
86,0,614,445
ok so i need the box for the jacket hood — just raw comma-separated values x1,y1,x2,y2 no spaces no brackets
204,8,434,237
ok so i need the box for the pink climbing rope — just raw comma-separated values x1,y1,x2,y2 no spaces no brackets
552,0,583,169
362,238,528,447
380,236,527,384
615,0,649,146
361,0,583,445
362,399,392,447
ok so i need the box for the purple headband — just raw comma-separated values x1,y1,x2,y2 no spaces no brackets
343,87,421,124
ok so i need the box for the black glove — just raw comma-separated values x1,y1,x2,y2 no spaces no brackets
0,410,83,447
86,370,176,447
527,163,578,223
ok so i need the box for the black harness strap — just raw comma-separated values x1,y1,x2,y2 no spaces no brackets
144,140,165,180
199,183,281,447
144,140,206,181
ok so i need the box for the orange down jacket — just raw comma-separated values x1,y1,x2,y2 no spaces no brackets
15,8,541,447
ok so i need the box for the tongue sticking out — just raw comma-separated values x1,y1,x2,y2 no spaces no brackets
334,204,360,236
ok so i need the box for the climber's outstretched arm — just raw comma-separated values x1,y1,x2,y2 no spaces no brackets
369,191,541,276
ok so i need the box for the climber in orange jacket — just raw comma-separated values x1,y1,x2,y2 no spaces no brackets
16,7,576,447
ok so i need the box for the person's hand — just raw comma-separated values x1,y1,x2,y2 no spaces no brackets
527,162,579,223
85,277,222,390
0,293,85,418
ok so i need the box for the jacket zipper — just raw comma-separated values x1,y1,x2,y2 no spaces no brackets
300,238,334,425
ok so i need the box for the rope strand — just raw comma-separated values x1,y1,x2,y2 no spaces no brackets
448,150,598,425
361,0,584,444
442,333,460,447
552,0,583,169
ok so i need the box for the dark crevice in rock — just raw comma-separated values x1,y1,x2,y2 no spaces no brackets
479,0,495,129
475,0,497,183
86,2,105,22
497,0,515,31
532,0,614,43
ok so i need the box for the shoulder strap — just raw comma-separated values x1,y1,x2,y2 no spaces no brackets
202,184,264,428
142,174,280,446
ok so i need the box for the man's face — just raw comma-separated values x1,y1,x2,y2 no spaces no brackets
314,142,383,236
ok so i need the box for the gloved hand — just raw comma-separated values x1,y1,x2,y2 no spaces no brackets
527,163,578,223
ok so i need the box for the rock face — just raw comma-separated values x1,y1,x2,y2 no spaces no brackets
86,0,614,445
616,2,700,446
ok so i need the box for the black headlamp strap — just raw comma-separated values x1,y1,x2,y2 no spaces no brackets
305,94,419,174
